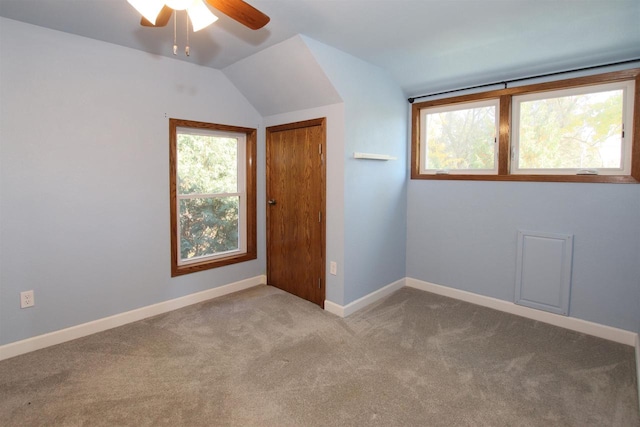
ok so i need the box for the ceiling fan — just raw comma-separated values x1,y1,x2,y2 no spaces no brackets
127,0,270,32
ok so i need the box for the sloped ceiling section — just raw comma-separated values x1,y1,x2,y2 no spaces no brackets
223,35,342,117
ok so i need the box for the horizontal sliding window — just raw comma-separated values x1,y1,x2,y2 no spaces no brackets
419,99,499,175
411,68,640,183
512,81,634,175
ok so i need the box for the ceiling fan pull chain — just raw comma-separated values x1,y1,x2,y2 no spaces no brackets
173,11,178,55
185,12,190,57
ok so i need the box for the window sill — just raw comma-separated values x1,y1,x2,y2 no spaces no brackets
410,173,640,184
171,251,257,277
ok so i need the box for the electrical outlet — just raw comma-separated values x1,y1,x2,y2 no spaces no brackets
330,261,337,276
20,290,35,308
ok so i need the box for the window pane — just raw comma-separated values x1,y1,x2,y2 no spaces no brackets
517,90,623,170
425,105,496,170
177,133,238,195
179,196,239,261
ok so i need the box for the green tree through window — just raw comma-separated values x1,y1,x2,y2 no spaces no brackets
517,90,623,170
425,104,497,170
177,133,240,260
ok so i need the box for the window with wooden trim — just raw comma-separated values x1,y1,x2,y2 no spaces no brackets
411,69,640,183
511,81,634,175
419,98,499,175
169,119,257,277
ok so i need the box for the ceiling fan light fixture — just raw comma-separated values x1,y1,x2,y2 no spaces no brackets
127,0,165,24
187,0,218,31
165,0,193,11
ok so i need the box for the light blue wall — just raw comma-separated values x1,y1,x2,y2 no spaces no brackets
406,180,640,333
304,37,408,304
222,35,342,117
0,19,265,345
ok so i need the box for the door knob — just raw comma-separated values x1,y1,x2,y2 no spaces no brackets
268,199,277,205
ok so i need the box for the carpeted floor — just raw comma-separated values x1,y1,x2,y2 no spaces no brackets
0,285,638,426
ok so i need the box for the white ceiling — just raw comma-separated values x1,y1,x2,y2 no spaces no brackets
1,0,639,96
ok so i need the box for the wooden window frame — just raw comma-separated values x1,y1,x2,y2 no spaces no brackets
411,68,640,183
419,98,500,175
169,118,257,277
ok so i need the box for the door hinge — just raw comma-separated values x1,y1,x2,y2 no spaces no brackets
319,211,322,223
318,278,321,289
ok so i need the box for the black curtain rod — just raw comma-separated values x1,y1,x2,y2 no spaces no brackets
407,57,640,103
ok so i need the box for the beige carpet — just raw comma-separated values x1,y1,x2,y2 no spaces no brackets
0,285,638,426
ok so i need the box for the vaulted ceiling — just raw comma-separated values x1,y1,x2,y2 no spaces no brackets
1,0,639,96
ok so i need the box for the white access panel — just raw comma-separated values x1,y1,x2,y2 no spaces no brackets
515,230,573,315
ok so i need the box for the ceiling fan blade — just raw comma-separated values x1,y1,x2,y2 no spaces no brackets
205,0,270,30
141,5,173,27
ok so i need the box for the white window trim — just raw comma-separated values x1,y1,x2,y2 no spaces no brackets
511,80,635,176
176,128,247,266
419,98,500,175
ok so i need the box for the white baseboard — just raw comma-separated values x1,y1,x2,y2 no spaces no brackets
324,278,405,318
323,300,345,317
0,275,266,361
636,335,640,413
406,278,638,347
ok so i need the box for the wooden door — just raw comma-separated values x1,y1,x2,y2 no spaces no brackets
266,118,326,307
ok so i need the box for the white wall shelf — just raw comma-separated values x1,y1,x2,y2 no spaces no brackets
353,152,397,160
